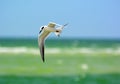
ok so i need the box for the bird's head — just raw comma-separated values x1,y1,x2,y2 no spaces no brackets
39,26,44,34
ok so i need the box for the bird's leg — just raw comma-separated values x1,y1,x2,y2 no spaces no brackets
55,29,62,37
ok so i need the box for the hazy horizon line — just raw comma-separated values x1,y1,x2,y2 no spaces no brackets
0,36,120,40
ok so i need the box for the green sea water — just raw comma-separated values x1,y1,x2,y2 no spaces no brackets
0,38,120,84
0,38,120,48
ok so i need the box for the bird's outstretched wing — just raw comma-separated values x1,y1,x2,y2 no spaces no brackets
38,31,50,62
38,36,45,62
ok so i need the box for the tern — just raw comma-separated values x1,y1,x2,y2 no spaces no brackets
38,22,68,62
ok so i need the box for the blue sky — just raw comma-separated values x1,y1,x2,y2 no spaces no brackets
0,0,120,38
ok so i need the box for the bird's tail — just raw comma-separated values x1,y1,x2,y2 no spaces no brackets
55,23,68,37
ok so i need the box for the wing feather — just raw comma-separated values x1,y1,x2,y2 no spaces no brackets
38,37,45,62
38,31,50,62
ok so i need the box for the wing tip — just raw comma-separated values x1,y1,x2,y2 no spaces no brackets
42,58,45,62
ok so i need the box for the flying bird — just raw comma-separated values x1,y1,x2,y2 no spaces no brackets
38,22,68,62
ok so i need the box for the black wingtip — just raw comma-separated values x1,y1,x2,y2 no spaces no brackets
41,55,45,62
40,54,45,63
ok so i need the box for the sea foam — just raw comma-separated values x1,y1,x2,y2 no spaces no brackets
0,47,120,55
